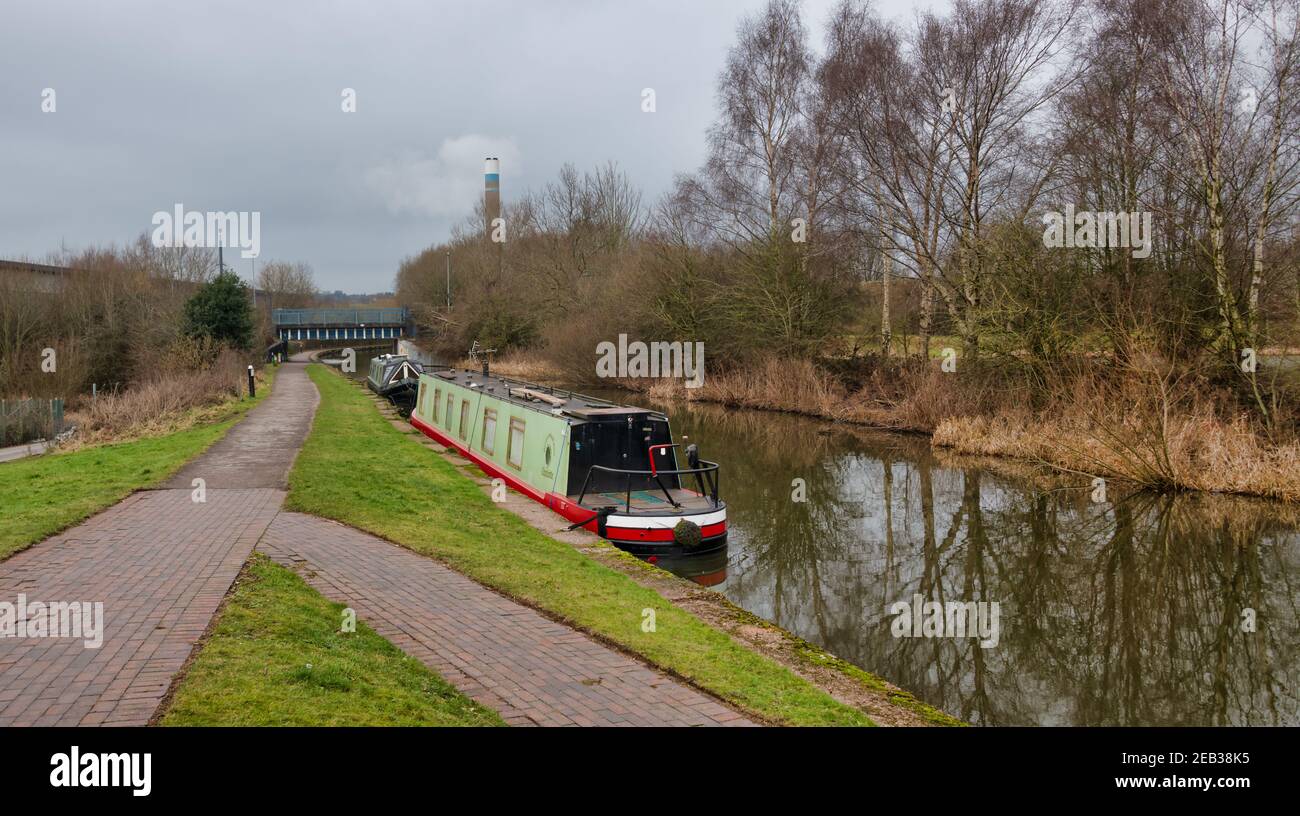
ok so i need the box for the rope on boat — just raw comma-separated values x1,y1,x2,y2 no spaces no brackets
565,506,615,531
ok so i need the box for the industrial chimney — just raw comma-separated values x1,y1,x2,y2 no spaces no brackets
484,157,500,233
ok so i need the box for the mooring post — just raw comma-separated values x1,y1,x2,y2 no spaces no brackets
247,364,255,398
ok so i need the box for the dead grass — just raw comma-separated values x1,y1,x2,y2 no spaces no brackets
933,396,1300,502
640,356,982,432
467,351,567,383
64,350,267,448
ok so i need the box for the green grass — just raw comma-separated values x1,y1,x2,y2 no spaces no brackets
0,372,274,561
287,365,873,726
161,554,503,727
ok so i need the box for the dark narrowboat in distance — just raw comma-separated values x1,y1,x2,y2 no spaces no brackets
366,353,421,397
367,354,423,403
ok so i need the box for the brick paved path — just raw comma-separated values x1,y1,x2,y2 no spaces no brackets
260,512,755,726
0,490,283,725
1,358,757,727
162,355,319,489
0,361,316,726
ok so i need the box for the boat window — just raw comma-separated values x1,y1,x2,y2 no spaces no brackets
445,394,454,429
482,409,497,455
542,435,555,477
507,417,525,469
433,387,442,422
417,382,426,417
459,400,471,440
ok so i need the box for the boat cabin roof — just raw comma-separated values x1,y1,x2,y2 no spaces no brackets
426,367,664,424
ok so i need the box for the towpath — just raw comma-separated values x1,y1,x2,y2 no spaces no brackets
0,359,314,726
0,357,753,727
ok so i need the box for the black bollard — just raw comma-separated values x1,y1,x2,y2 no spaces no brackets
247,365,256,398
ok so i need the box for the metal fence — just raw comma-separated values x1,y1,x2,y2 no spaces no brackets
0,399,64,447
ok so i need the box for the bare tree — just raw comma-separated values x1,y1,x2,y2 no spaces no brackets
702,0,812,244
1157,0,1300,368
257,261,317,311
825,0,1074,358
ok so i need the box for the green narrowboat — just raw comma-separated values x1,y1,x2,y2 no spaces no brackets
409,364,726,571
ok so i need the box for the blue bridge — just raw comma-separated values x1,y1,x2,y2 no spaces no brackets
273,307,411,341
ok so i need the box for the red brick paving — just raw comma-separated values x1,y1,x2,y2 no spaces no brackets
0,489,283,726
259,512,757,727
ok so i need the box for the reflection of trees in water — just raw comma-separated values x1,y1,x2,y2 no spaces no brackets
666,398,1300,726
674,401,904,654
1068,494,1299,726
883,477,1298,725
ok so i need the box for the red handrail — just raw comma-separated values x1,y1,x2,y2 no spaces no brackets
648,443,679,476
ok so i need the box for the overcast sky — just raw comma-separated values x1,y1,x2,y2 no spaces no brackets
1,0,941,293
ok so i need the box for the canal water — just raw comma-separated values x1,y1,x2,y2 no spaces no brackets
334,345,392,382
640,395,1300,727
340,351,1299,725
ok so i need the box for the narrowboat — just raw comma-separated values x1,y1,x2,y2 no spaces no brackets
409,363,726,565
367,354,423,403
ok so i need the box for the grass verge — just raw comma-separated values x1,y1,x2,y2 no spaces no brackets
0,367,276,561
288,365,872,726
160,554,503,727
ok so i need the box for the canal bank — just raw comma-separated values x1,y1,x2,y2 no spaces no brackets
293,365,959,725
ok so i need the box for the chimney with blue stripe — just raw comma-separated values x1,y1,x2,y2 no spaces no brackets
484,156,500,232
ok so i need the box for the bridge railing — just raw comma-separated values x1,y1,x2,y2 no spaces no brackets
272,307,408,326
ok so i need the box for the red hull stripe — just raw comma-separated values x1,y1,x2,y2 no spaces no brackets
411,415,727,543
411,415,546,501
604,522,728,542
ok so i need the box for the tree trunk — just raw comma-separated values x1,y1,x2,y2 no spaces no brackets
920,278,934,359
881,242,892,357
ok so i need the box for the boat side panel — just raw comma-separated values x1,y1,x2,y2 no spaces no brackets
413,373,568,497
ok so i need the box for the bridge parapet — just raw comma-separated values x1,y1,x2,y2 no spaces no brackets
272,307,410,341
272,307,408,327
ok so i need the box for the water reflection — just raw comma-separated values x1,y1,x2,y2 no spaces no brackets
654,398,1300,726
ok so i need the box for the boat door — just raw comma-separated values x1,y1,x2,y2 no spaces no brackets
567,415,677,495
